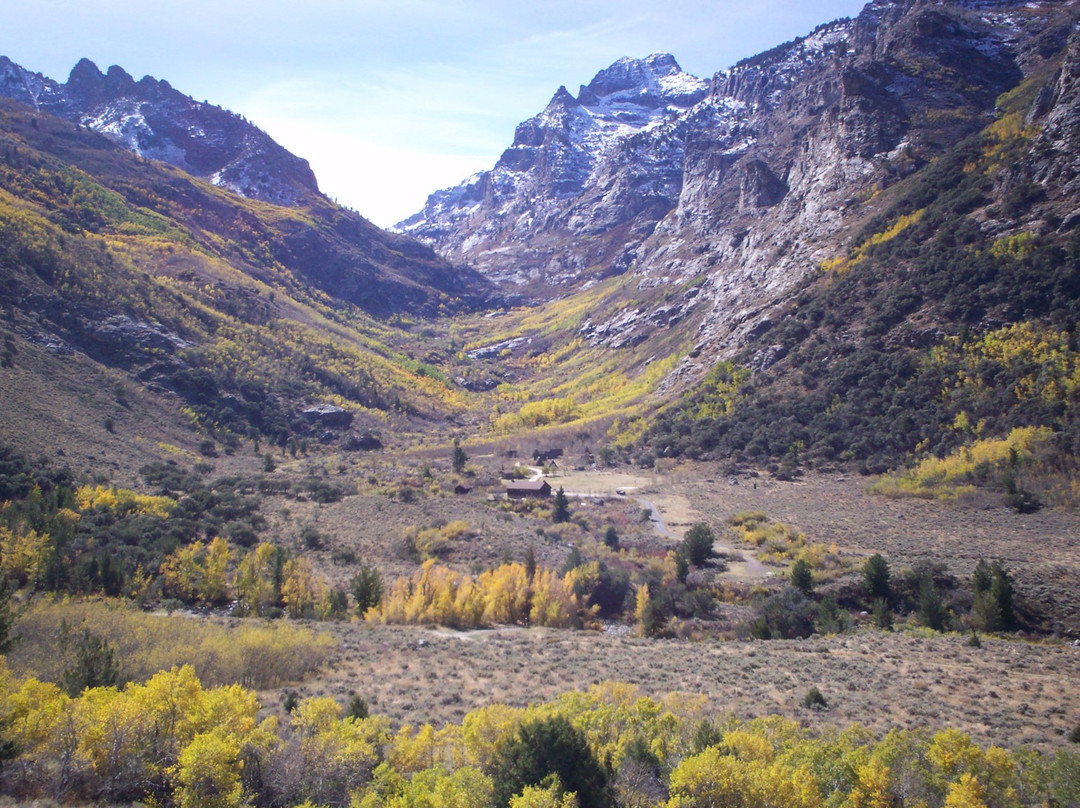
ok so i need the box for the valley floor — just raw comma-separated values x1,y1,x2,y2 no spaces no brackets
263,463,1080,750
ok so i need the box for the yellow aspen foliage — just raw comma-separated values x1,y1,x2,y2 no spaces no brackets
126,563,153,601
453,578,487,628
292,697,390,804
563,562,600,599
371,561,581,630
281,556,321,618
667,747,822,808
844,757,894,808
386,724,467,775
0,525,52,587
479,563,531,625
980,746,1019,806
634,584,650,635
928,729,985,782
530,568,578,628
200,684,261,737
945,773,989,808
461,703,524,770
0,664,68,753
551,684,683,770
157,537,234,605
74,484,175,517
173,729,246,808
10,598,334,689
294,696,345,735
510,780,579,808
202,537,231,604
356,763,493,808
389,723,439,774
666,747,756,808
435,724,467,771
414,765,493,808
76,685,147,796
160,541,206,602
234,543,281,615
353,761,406,808
722,729,775,763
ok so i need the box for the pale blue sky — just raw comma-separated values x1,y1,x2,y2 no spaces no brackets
7,1,867,226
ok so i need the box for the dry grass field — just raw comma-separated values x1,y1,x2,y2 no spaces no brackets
655,468,1080,634
271,620,1080,750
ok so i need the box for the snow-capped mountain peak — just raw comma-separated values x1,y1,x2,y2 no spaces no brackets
396,53,711,288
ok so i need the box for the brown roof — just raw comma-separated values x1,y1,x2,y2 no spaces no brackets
505,479,551,493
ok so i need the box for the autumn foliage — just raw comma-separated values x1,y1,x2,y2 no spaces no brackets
368,560,584,629
0,666,1075,808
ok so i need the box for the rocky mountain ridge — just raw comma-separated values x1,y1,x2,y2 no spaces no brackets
0,56,321,206
396,52,710,290
403,0,1080,380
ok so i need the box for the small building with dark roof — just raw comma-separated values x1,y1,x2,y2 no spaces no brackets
505,479,552,499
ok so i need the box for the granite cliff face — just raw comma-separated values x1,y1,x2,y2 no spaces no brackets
0,57,321,206
403,0,1080,371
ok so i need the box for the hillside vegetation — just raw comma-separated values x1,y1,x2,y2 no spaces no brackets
644,82,1080,504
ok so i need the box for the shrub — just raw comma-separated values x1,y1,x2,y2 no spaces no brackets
552,488,570,524
682,524,715,567
917,574,947,632
803,686,828,710
301,526,323,550
749,588,818,640
790,558,814,595
491,715,611,808
872,597,894,631
603,525,620,550
351,565,384,617
61,629,119,696
283,691,299,713
347,695,369,720
863,554,891,603
972,560,1016,632
452,439,468,473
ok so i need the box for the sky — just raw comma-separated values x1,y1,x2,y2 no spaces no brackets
6,1,868,228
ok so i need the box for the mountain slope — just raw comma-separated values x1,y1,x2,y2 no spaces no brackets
641,16,1080,498
397,0,1080,502
0,97,485,474
404,0,1078,357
